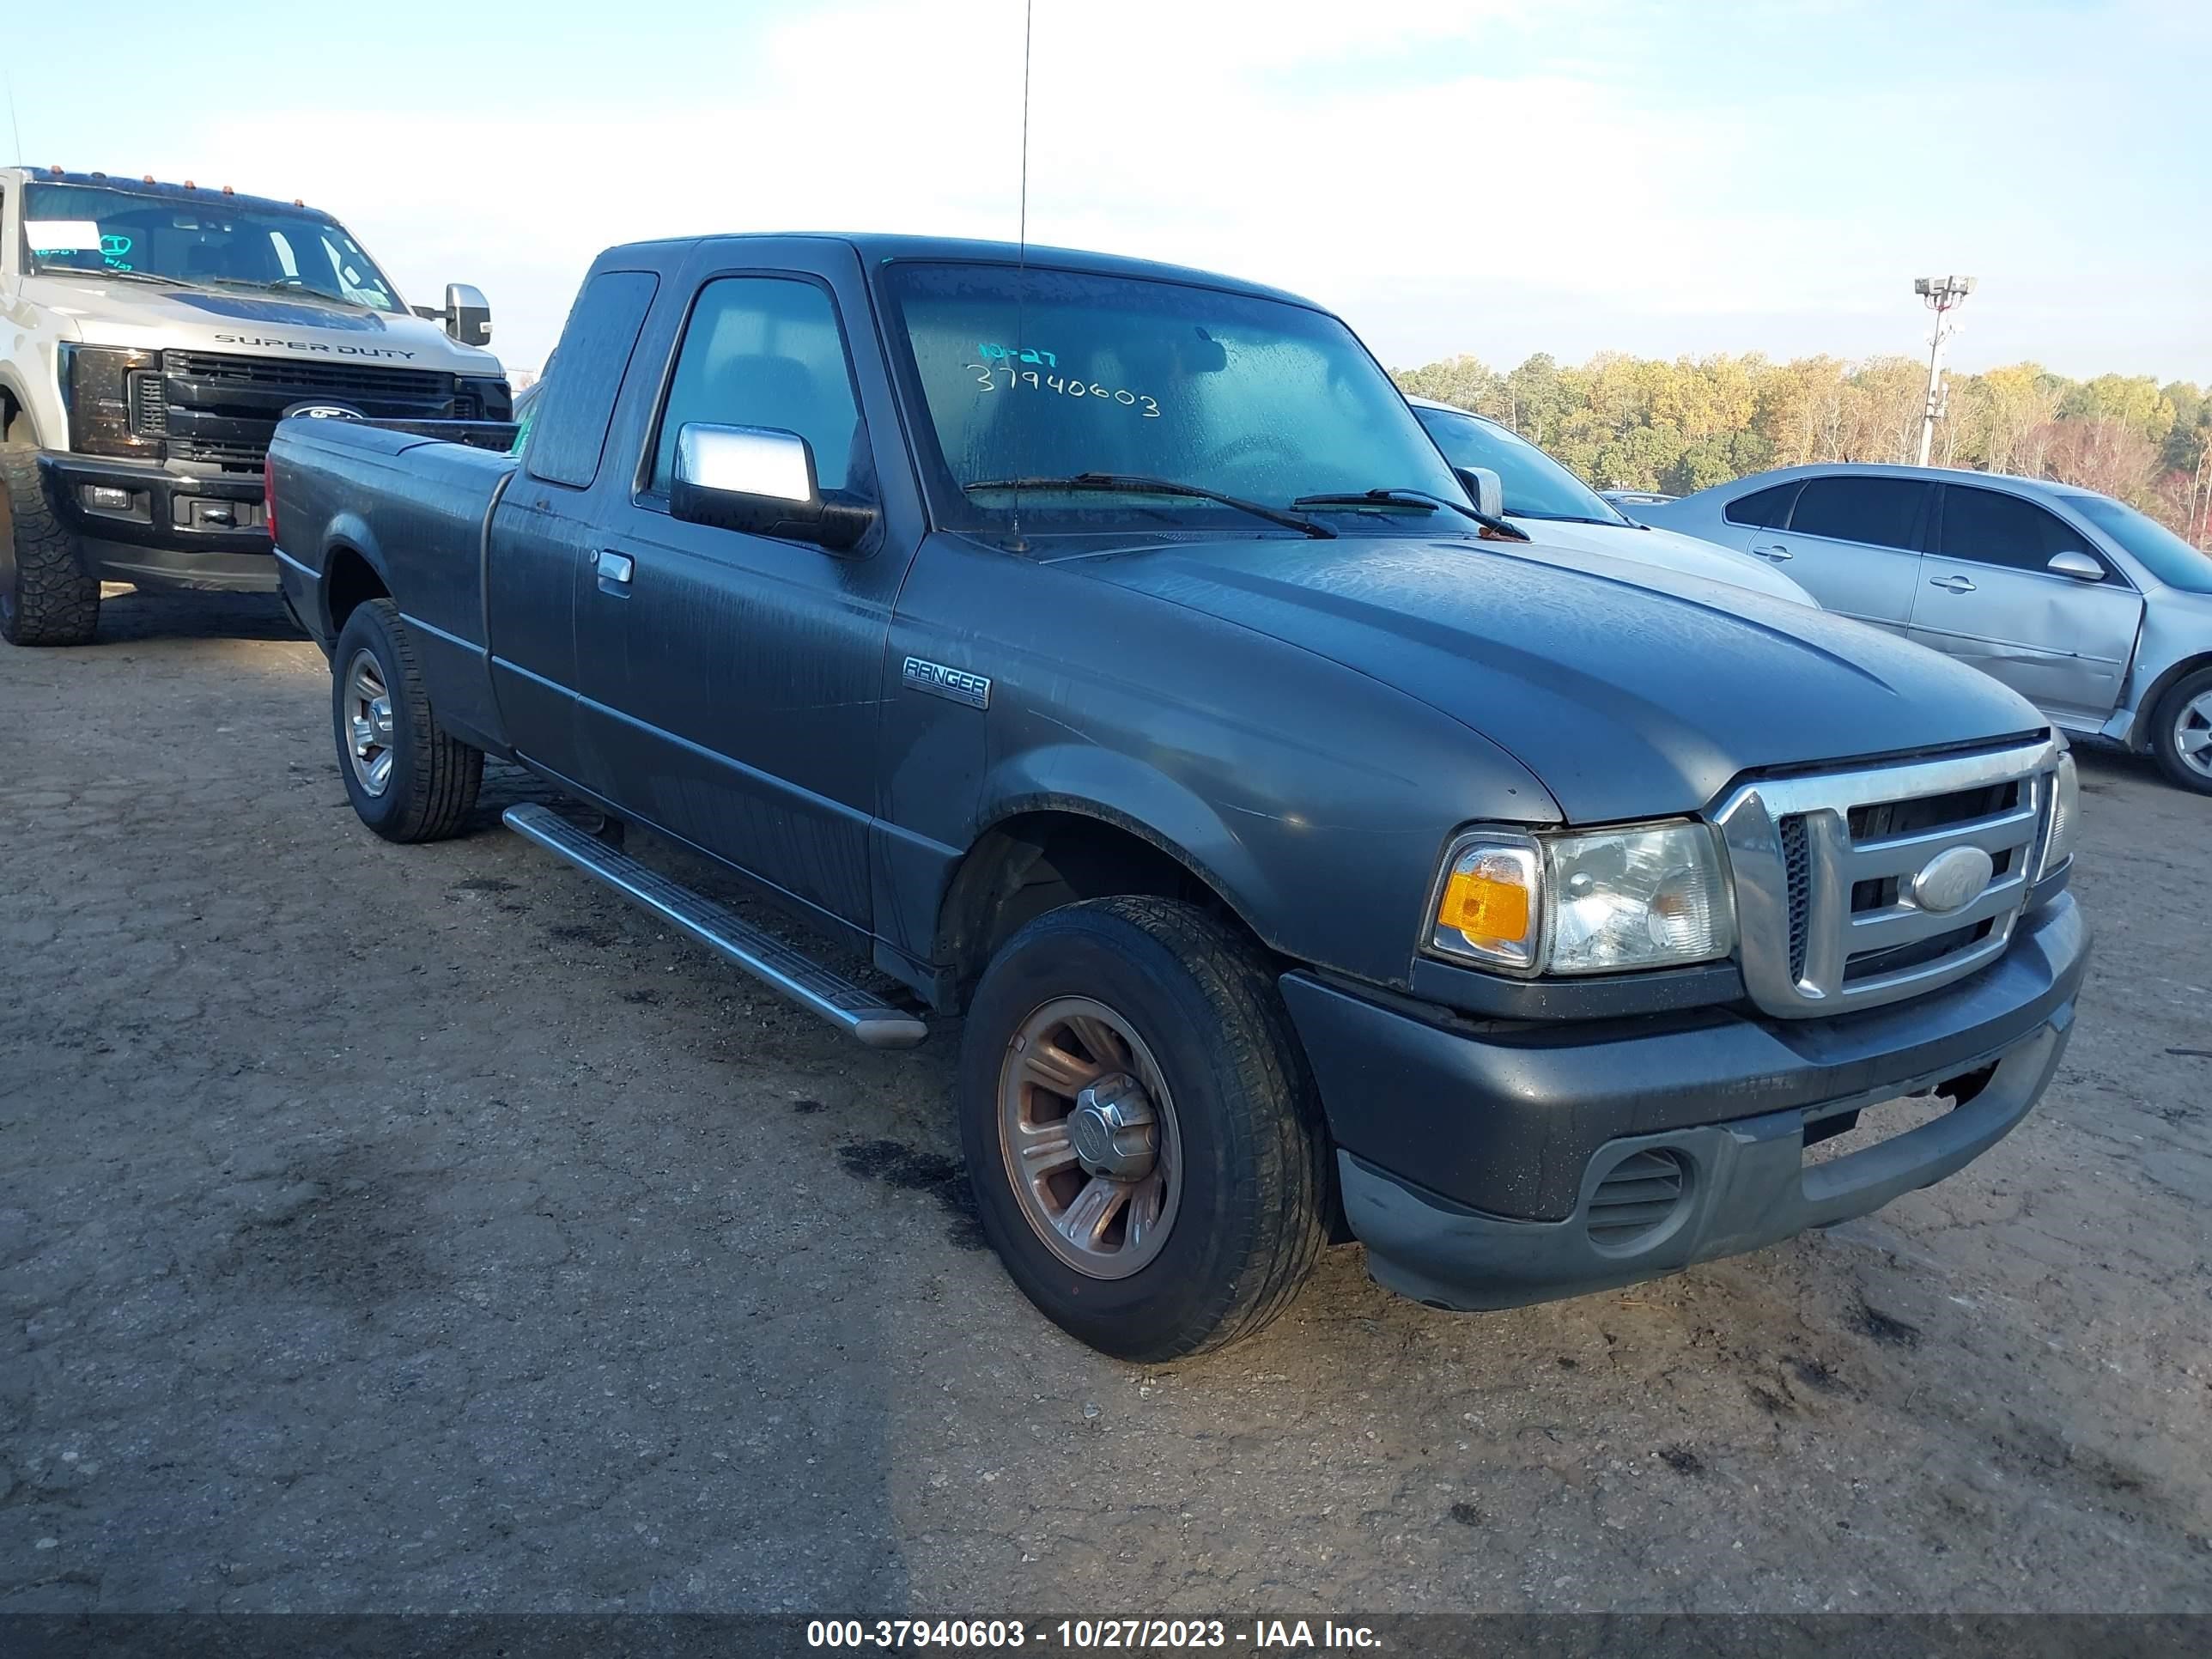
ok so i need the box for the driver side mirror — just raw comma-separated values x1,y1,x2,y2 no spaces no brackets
1455,465,1505,520
443,283,492,348
671,423,874,553
2046,550,2104,582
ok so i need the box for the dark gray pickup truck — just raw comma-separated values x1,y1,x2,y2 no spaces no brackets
266,234,2089,1360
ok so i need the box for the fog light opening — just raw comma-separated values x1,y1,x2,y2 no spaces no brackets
1585,1146,1692,1255
82,483,146,516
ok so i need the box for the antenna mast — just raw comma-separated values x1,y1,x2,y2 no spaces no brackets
3,62,25,166
1009,0,1034,552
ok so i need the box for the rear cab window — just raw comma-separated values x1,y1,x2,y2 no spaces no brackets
526,270,661,489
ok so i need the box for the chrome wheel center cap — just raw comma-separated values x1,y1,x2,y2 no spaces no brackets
1068,1073,1158,1181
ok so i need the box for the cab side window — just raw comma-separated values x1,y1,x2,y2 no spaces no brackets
650,276,872,501
1937,486,2097,574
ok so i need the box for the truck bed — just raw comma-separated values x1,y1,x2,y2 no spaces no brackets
270,420,518,653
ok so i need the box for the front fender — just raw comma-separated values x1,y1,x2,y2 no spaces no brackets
979,743,1288,941
0,352,63,448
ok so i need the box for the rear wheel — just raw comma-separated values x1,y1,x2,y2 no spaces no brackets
0,444,100,647
331,598,483,841
2150,666,2212,795
958,896,1328,1360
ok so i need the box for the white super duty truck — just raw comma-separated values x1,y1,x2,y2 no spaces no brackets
0,166,511,644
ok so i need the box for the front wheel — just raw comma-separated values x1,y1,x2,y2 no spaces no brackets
331,598,483,841
2150,666,2212,796
958,896,1328,1361
0,447,99,647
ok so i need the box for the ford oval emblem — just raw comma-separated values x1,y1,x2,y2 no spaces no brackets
281,401,365,422
1911,846,1995,915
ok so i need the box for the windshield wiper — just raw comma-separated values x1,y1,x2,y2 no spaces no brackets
1291,487,1529,542
1512,509,1629,527
202,276,362,305
965,473,1336,538
34,265,188,288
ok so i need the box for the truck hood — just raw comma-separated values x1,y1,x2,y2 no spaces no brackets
23,272,501,375
1081,536,2046,823
1506,515,1818,607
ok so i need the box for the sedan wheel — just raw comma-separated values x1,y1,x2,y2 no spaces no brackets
2152,666,2212,795
2173,690,2212,781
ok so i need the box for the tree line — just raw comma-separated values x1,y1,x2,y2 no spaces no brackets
1391,350,2212,547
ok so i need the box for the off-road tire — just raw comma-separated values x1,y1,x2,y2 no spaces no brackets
959,896,1328,1360
332,598,483,842
2149,665,2212,796
0,447,100,647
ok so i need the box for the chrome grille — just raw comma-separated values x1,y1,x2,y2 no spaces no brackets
1715,739,2059,1018
1780,816,1812,982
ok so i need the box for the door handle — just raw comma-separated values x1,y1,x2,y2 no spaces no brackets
1750,544,1792,562
1929,574,1976,593
595,550,634,586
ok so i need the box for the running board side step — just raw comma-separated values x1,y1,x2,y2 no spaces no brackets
501,804,928,1050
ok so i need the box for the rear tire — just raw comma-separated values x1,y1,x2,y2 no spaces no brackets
0,447,100,647
958,896,1328,1361
2149,666,2212,795
331,598,483,842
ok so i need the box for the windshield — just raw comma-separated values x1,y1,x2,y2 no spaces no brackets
1411,404,1628,526
23,183,403,313
2056,492,2212,594
881,262,1466,537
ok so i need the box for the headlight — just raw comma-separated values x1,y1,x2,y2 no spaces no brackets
2038,750,2078,882
1429,819,1735,976
59,343,163,460
457,374,513,421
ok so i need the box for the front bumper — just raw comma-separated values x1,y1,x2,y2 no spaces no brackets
36,453,278,592
1284,895,2087,1312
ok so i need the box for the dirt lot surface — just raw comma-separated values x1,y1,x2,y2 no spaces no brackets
3,592,2208,1615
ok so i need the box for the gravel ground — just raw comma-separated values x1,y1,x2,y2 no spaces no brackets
2,592,2207,1615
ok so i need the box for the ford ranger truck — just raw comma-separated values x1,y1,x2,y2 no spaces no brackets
0,167,510,645
265,234,2088,1361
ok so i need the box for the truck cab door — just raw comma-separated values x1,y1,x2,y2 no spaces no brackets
1910,482,2142,726
483,268,660,781
1747,474,1930,635
573,246,925,933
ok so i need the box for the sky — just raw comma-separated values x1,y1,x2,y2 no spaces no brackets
8,0,2209,380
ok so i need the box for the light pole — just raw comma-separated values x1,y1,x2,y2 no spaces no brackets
1913,275,1976,466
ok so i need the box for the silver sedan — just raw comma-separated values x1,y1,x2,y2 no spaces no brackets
1644,464,2212,794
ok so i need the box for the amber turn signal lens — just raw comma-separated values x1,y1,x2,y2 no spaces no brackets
1438,866,1530,943
1428,836,1543,971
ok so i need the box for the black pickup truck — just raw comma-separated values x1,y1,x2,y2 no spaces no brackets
266,234,2089,1360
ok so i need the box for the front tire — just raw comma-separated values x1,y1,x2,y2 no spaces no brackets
958,896,1328,1361
331,598,483,842
0,447,100,647
2150,666,2212,796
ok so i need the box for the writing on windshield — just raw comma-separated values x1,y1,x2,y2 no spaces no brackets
884,262,1464,536
23,183,402,313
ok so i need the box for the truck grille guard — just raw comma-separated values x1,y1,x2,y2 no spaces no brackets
1712,737,2063,1018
